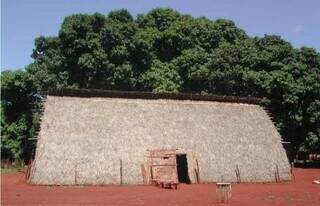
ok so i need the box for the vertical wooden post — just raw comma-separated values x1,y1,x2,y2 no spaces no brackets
291,162,295,181
235,164,241,183
174,155,179,184
120,159,123,185
141,164,147,184
149,153,154,184
192,158,200,183
28,159,37,182
275,164,280,182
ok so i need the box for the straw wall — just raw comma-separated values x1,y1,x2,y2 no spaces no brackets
29,96,291,185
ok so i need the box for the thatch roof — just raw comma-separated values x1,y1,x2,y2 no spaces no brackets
29,90,290,185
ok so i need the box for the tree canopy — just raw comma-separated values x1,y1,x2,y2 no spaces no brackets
1,8,320,162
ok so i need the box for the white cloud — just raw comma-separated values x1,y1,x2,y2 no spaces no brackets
293,24,304,34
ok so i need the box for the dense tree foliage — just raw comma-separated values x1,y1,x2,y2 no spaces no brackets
1,9,320,162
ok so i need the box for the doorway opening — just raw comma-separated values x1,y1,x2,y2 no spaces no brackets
176,154,191,184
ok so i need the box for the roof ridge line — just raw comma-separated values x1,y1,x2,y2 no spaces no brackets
48,88,261,105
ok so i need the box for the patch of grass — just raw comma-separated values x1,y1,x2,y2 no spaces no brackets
1,165,25,173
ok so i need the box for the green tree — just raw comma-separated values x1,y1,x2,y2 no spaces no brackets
1,70,34,161
1,8,320,163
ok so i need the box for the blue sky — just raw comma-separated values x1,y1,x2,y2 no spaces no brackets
1,0,320,70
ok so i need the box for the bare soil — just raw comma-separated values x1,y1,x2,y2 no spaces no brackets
1,168,319,206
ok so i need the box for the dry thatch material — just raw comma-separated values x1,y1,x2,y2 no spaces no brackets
29,95,291,185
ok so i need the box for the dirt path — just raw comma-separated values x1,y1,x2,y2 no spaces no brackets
1,169,319,206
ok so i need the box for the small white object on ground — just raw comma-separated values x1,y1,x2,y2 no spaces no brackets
313,180,320,184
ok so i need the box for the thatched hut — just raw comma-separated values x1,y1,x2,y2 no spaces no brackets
29,89,291,185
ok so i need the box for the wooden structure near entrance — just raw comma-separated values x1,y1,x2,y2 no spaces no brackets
149,149,179,189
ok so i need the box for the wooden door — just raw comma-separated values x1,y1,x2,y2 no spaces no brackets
149,149,178,183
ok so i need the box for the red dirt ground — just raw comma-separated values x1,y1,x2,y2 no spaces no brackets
1,169,320,206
